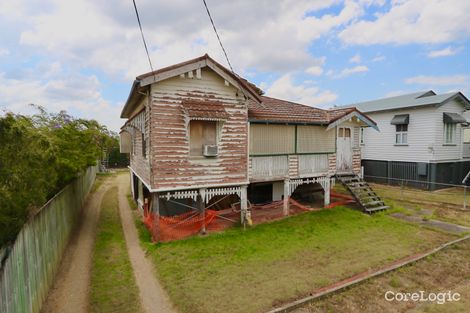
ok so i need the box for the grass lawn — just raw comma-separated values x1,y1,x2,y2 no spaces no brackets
90,187,143,313
294,238,470,313
137,206,452,313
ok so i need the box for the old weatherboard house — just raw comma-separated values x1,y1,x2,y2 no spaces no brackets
120,54,383,239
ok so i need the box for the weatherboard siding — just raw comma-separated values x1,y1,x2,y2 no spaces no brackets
362,100,467,163
432,99,466,161
361,106,437,163
129,97,152,186
149,68,248,190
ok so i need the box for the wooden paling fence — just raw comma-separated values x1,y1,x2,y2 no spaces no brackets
0,165,98,313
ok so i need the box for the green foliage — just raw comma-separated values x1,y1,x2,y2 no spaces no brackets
0,114,57,245
0,107,118,247
107,137,129,168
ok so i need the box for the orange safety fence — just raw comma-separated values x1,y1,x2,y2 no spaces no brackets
142,203,221,242
326,190,356,208
141,192,349,242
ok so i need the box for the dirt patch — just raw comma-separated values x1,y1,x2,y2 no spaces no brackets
116,173,175,313
293,239,470,313
41,179,113,313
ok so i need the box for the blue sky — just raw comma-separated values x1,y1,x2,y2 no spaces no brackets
1,0,470,131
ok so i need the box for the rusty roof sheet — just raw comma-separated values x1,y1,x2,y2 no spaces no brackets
182,99,229,120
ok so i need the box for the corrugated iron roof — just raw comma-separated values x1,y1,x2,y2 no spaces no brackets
342,90,470,113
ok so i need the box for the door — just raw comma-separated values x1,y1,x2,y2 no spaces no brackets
336,127,353,172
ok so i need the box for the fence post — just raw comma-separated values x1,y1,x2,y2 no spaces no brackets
400,180,404,200
464,186,467,210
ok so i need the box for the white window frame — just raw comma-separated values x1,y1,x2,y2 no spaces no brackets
395,124,408,145
444,122,457,144
360,127,365,145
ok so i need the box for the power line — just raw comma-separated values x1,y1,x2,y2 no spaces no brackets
132,0,155,74
202,0,234,73
201,0,257,103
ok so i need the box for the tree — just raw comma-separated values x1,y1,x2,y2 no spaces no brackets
0,107,119,247
0,114,57,245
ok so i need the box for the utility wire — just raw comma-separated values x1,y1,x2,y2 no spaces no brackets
132,0,155,74
202,0,234,73
202,0,256,103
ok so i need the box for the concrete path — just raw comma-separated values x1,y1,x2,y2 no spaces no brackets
41,180,112,313
391,213,470,235
117,174,176,313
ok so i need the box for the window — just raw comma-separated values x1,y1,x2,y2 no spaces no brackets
360,128,365,145
464,128,470,143
338,127,351,138
189,120,217,156
141,133,147,158
444,122,456,144
132,136,136,155
395,124,408,144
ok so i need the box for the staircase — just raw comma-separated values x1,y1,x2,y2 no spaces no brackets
336,174,388,214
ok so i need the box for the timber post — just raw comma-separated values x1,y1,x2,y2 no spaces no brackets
324,178,331,207
198,188,207,234
283,179,290,216
240,185,248,225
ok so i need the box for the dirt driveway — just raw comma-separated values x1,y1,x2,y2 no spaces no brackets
41,172,174,313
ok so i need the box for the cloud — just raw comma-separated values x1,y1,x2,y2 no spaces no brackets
339,0,470,45
427,46,461,58
265,73,337,107
305,66,323,76
0,66,123,131
372,55,386,62
329,65,369,79
405,75,469,86
349,54,361,63
8,0,371,79
0,48,9,57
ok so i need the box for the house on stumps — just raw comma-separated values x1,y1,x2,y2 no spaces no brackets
120,54,384,241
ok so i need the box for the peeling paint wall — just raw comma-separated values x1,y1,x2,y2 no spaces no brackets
150,68,248,190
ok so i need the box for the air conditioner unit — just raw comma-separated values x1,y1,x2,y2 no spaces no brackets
203,144,218,157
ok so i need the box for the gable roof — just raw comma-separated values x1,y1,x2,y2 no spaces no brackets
248,96,329,124
121,54,261,118
344,90,470,113
121,54,377,129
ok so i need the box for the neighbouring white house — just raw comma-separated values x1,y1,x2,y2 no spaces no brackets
344,90,470,188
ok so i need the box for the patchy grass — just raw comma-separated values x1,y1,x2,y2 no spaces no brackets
90,187,143,313
127,193,138,210
294,238,470,313
368,183,470,227
91,171,118,193
140,206,451,313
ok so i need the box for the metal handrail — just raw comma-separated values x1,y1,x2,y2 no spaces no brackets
462,170,470,185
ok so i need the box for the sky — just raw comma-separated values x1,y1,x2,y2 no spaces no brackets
1,0,470,131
